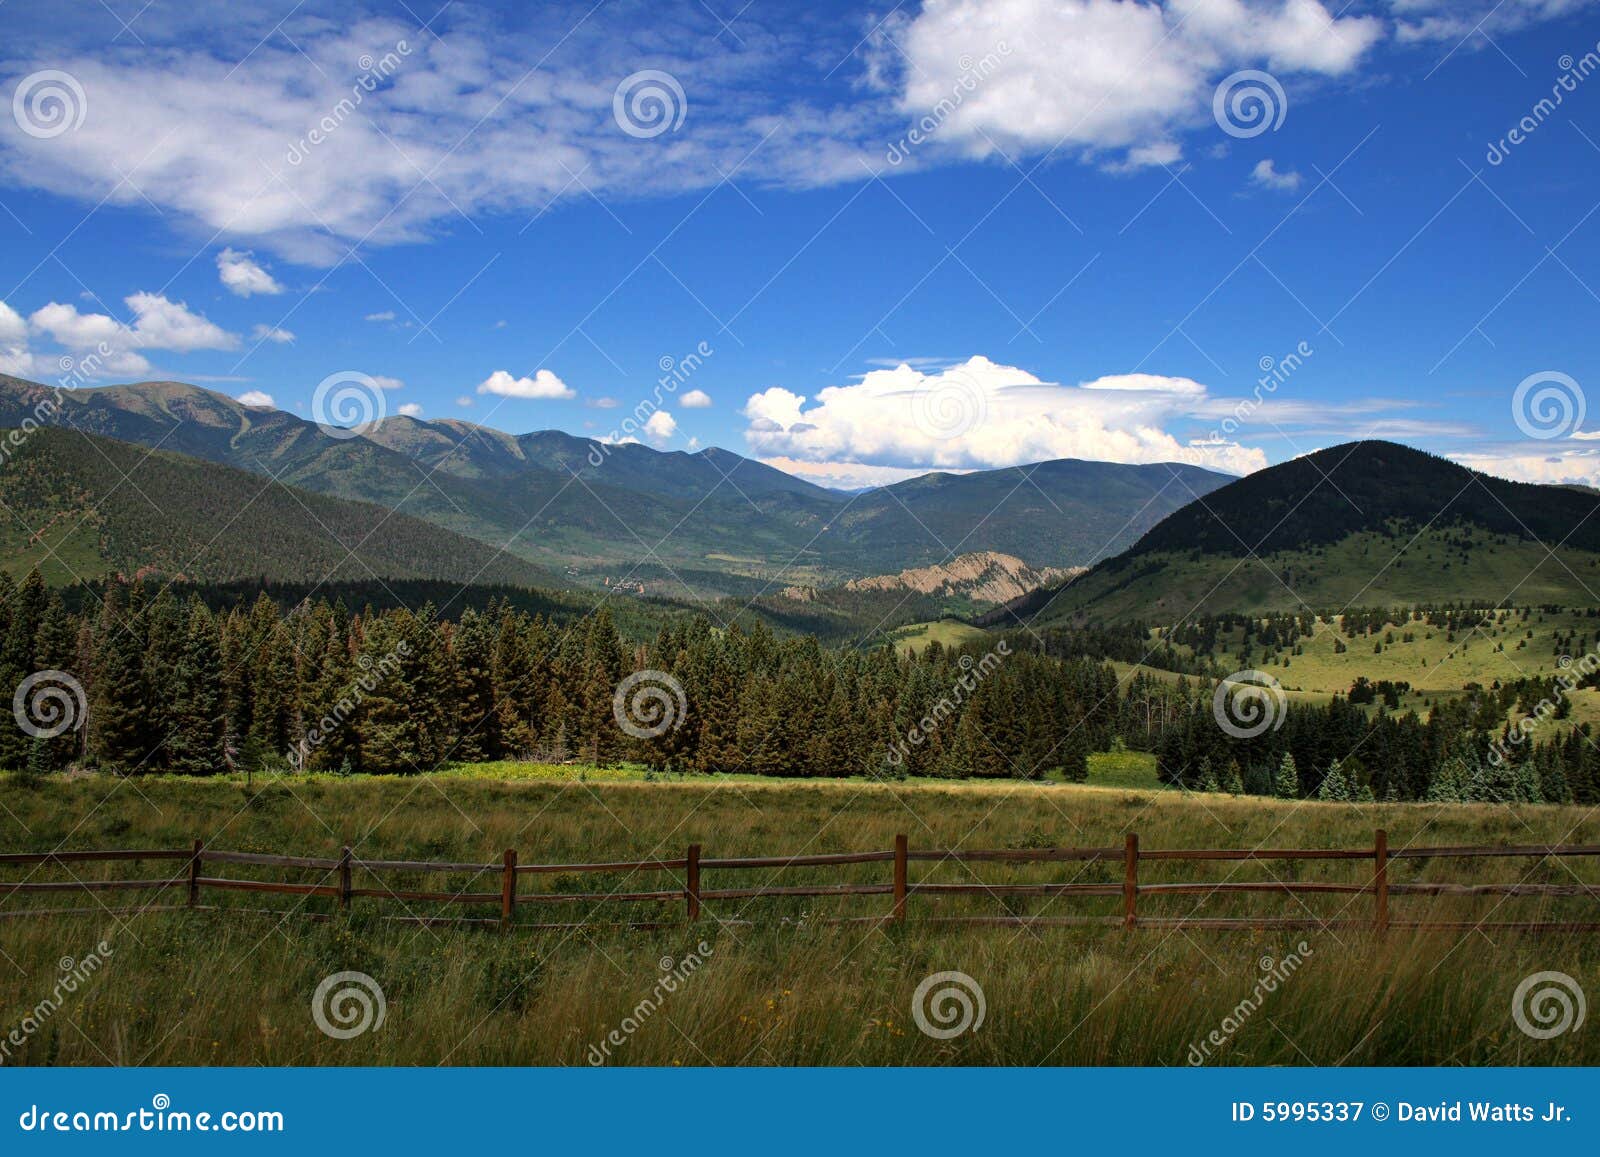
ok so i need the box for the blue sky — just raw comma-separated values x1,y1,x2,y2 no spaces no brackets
2,0,1599,488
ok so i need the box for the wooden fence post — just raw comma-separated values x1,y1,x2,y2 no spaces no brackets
339,846,352,912
1374,829,1389,936
1123,832,1138,930
188,839,203,908
893,834,908,922
686,844,701,922
501,849,517,930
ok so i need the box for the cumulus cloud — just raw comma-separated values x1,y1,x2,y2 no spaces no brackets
680,388,712,408
250,323,295,343
885,0,1381,168
398,402,424,417
238,390,275,407
0,301,27,344
13,292,237,378
1250,158,1302,190
216,248,283,296
370,375,405,391
477,368,575,400
743,355,1268,476
643,410,677,444
454,395,474,408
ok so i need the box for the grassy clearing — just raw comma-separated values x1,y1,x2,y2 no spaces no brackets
1,772,1596,1066
890,617,992,655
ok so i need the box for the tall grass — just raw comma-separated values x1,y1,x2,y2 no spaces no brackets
1,772,1596,1065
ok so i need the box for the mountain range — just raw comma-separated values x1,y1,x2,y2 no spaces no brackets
0,374,1232,596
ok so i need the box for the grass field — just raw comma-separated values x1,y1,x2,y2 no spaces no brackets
890,617,991,655
2,767,1596,1066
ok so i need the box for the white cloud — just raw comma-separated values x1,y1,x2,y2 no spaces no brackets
680,388,712,408
0,301,27,344
758,455,938,490
18,292,236,378
886,0,1382,168
454,395,474,408
365,311,396,322
643,410,677,444
250,323,296,343
398,402,424,417
743,355,1268,476
0,3,1400,256
587,396,620,409
1390,0,1597,43
477,368,575,399
216,248,283,296
238,390,275,407
1250,158,1302,190
371,375,405,390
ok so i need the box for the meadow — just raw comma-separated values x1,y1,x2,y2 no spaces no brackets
1,762,1597,1066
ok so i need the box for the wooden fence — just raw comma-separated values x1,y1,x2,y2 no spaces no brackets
3,830,1600,932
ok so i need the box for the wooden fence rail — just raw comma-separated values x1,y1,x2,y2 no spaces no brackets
3,830,1600,932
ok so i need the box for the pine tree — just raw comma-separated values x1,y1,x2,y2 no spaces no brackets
1316,759,1351,801
1274,751,1299,798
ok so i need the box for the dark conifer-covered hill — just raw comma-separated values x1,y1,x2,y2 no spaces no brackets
0,427,562,588
1018,442,1600,623
1126,441,1600,557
